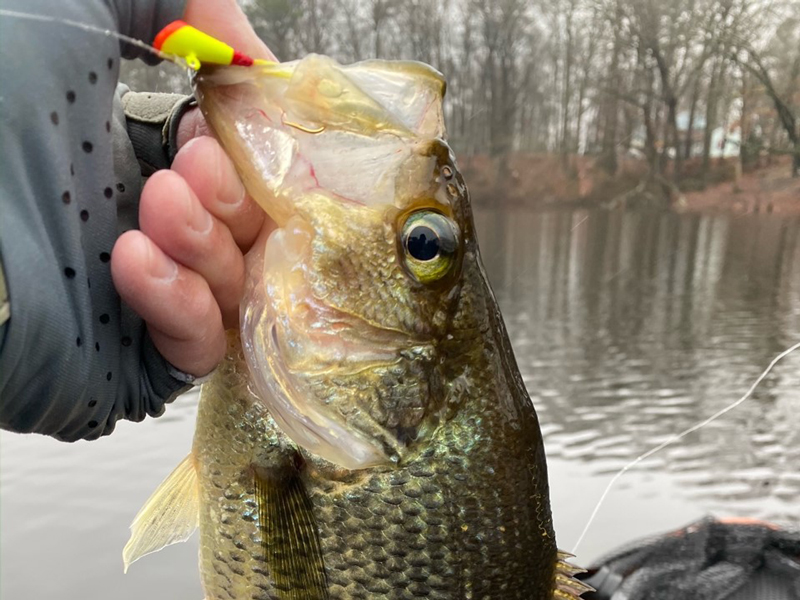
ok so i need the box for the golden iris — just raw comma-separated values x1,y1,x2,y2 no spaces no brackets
400,211,459,284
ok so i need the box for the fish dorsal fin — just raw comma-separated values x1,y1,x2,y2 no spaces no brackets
254,464,329,599
122,453,199,572
552,550,593,599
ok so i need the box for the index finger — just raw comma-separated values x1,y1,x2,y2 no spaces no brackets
183,0,278,61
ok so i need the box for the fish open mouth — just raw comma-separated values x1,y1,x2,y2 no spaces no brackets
194,54,446,226
196,55,449,471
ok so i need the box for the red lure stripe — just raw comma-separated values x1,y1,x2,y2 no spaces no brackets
153,20,188,50
231,51,254,67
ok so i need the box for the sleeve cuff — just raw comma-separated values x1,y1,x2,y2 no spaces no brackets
166,364,217,386
121,89,196,176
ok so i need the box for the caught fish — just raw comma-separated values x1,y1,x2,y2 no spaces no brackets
123,54,588,600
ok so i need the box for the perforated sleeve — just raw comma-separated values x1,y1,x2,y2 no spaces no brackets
0,0,193,441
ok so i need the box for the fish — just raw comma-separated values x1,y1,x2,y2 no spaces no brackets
122,54,590,600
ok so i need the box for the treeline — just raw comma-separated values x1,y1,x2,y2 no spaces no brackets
244,0,800,180
121,0,800,182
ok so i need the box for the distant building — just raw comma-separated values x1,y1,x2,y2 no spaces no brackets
677,110,742,158
709,124,741,158
627,112,742,159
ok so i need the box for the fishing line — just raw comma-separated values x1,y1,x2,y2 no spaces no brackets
572,340,800,555
570,215,589,231
0,8,186,68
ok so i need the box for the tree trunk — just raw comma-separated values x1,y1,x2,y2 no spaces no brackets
561,8,575,173
702,58,723,183
793,147,800,178
740,48,800,178
740,71,749,173
643,93,659,173
600,2,622,175
650,43,682,181
684,75,701,159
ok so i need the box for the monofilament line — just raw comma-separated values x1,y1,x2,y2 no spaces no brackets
572,340,800,555
0,9,170,62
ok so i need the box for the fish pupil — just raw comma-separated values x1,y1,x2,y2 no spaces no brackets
407,225,440,261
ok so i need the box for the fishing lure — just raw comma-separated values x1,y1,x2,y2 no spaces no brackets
153,20,268,70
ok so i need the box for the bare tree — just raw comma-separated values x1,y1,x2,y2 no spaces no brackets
231,0,800,190
246,0,302,60
737,45,800,176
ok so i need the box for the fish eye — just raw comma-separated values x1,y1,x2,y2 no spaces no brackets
400,211,460,284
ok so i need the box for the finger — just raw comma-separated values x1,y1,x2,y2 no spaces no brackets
171,136,266,252
138,170,245,329
174,107,211,150
111,230,226,377
184,0,278,61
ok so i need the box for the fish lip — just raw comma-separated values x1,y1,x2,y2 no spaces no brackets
273,294,435,378
206,55,454,468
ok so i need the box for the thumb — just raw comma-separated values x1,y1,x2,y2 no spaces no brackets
183,0,277,61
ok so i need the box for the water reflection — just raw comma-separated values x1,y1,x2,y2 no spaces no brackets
2,209,799,600
474,208,800,559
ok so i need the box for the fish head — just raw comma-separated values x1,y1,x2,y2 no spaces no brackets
195,56,486,471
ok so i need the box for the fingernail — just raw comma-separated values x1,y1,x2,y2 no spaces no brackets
186,188,213,233
146,241,178,282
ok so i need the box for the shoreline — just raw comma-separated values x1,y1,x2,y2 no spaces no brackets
676,161,800,215
463,154,799,215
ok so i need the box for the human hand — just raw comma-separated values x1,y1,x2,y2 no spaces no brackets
111,0,277,378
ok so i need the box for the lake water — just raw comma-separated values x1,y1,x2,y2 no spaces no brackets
2,208,800,599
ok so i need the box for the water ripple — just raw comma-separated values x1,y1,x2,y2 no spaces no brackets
476,208,800,561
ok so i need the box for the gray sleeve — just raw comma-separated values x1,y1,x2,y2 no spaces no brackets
0,0,192,441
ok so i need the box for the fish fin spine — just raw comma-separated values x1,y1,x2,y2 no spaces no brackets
255,464,329,599
552,549,593,599
122,453,200,572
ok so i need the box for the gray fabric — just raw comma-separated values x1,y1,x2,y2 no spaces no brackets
0,0,191,441
581,518,800,600
122,87,196,175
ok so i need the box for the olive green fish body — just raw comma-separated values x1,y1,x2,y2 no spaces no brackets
123,54,589,600
192,242,557,598
309,379,556,599
299,251,558,599
193,343,296,600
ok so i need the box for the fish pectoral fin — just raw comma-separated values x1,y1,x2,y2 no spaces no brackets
255,463,329,599
552,550,594,599
122,453,200,573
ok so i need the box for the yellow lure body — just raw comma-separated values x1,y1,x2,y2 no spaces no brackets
153,20,273,70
